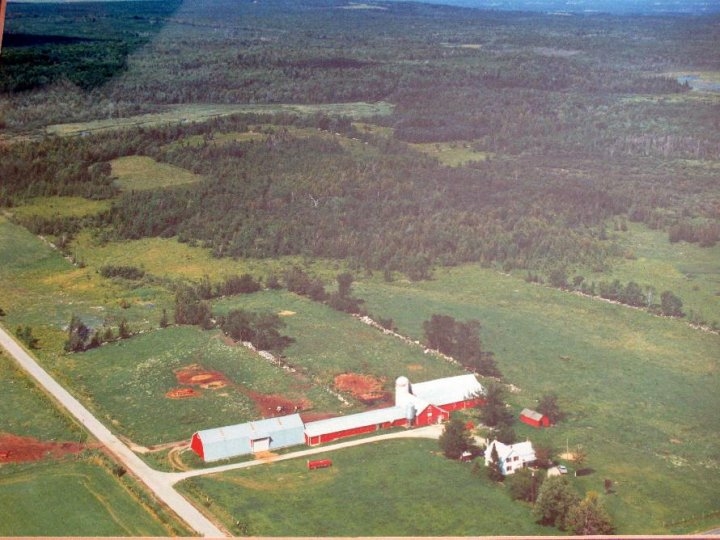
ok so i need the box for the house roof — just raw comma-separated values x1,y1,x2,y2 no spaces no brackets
485,439,536,462
304,407,406,437
411,373,485,406
196,413,304,444
520,408,546,421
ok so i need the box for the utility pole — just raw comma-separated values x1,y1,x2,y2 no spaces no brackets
0,0,6,56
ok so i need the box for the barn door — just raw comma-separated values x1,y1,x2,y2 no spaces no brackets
252,437,271,452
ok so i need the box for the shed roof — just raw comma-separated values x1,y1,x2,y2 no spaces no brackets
411,374,485,406
304,407,406,437
196,413,304,444
520,408,546,421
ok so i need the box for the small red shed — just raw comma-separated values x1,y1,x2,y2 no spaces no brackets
519,408,551,428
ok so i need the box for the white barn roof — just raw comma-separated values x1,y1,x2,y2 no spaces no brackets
198,413,304,444
304,407,406,438
194,413,305,462
411,374,485,406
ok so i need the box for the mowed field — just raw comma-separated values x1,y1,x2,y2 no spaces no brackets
177,438,549,537
0,352,186,536
1,196,719,534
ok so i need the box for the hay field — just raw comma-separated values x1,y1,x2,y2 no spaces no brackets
111,156,203,191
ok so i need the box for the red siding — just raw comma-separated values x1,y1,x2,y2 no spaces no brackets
190,433,204,460
519,413,550,428
441,397,485,412
415,404,449,426
305,418,409,446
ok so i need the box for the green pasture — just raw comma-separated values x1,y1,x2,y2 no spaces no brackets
214,289,461,385
111,156,203,191
0,218,172,352
62,325,338,446
178,438,548,537
0,350,83,442
354,264,720,533
6,196,111,219
599,222,720,326
65,288,462,447
71,228,345,283
0,460,176,536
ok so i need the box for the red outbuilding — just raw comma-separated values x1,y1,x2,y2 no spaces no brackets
519,408,551,428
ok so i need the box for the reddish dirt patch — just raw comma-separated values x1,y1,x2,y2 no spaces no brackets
165,387,200,399
0,433,89,463
174,364,230,389
334,373,390,404
241,387,311,417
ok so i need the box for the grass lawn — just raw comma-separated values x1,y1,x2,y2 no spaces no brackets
178,438,549,537
214,289,462,386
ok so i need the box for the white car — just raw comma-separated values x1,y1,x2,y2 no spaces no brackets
557,465,568,474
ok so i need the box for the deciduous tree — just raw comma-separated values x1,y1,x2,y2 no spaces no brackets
533,476,580,530
567,491,615,535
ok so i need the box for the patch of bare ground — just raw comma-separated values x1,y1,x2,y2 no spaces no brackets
0,433,94,463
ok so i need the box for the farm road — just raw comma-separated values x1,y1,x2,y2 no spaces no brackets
0,324,227,538
166,422,449,483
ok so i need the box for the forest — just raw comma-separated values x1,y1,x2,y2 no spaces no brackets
1,0,719,297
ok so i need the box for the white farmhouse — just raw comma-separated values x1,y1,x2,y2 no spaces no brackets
484,439,536,475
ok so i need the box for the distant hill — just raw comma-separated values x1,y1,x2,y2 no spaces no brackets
6,0,720,14
390,0,720,15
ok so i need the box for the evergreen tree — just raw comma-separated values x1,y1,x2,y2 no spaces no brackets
438,416,474,459
486,442,504,482
480,381,513,428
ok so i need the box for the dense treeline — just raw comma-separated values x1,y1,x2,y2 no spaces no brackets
0,0,182,93
1,105,717,279
1,0,718,285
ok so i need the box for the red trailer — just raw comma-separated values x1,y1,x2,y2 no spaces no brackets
308,458,332,470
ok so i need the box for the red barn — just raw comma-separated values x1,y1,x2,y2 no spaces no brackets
304,374,484,445
519,408,551,428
